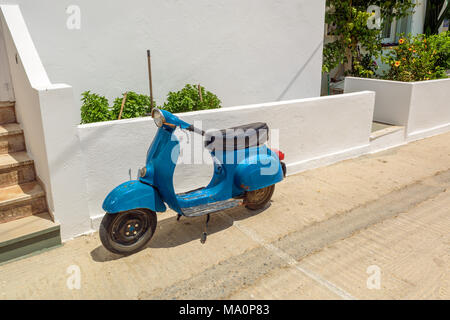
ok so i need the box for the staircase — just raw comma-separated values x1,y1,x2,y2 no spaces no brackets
0,101,61,264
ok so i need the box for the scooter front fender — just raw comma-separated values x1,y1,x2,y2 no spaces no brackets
102,180,166,214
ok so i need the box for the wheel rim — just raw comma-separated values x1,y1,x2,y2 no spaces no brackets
111,211,149,245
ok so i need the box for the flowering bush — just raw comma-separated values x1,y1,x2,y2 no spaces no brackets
382,31,450,82
323,0,416,77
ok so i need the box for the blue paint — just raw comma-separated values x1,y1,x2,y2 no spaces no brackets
102,109,284,216
102,180,166,213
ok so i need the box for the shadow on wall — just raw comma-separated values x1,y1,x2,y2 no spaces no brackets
277,40,324,101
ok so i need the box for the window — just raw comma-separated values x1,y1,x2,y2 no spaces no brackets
382,15,413,45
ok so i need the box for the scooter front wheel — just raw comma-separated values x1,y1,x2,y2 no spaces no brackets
99,209,157,255
245,185,275,210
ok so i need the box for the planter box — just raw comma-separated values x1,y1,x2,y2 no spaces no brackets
344,77,450,140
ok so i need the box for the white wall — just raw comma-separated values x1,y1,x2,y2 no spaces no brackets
78,91,375,225
0,22,14,101
344,77,450,140
344,77,413,126
1,5,91,239
408,78,450,138
411,0,427,35
0,0,326,117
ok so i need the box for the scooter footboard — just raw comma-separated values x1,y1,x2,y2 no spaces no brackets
102,180,166,213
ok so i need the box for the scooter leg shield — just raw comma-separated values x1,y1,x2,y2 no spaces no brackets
102,180,166,213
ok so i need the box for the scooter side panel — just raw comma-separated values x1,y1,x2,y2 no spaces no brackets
102,180,166,213
234,147,283,192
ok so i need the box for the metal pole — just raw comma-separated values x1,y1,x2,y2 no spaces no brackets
147,50,154,110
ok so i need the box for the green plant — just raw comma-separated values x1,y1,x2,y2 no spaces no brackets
162,84,221,113
111,91,153,119
382,31,450,81
80,91,112,124
323,0,416,77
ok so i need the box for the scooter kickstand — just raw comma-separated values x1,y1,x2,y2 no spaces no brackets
177,214,181,222
200,214,210,244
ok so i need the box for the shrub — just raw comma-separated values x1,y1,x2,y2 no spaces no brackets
162,84,221,113
80,91,112,124
111,91,153,119
323,0,416,77
382,31,450,82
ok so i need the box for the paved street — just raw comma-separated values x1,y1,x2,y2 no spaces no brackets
1,132,449,299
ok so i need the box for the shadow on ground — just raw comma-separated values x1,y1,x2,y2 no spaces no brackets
90,202,271,262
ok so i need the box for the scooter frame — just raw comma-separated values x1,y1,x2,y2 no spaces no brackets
103,109,284,217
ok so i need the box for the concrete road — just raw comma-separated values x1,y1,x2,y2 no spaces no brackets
1,132,449,299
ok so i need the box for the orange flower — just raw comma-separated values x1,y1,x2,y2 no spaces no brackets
408,47,412,51
394,61,401,67
399,38,405,44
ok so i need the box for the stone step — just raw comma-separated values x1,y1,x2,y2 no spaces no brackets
0,123,25,155
0,212,61,265
0,181,47,224
0,152,35,188
0,102,16,125
369,123,406,153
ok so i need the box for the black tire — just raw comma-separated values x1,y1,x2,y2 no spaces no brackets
245,185,275,210
99,209,157,255
281,161,287,177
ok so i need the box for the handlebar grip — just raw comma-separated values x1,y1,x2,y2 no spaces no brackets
187,125,205,136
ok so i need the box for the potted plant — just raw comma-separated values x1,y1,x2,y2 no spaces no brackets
345,31,450,140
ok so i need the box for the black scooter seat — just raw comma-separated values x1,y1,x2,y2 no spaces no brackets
204,122,268,151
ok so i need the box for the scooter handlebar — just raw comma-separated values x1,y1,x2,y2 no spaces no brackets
186,125,205,136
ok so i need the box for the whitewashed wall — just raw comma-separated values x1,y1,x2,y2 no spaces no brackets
1,5,91,240
0,0,326,118
78,91,375,225
407,78,450,139
344,77,450,140
0,22,14,101
344,77,412,126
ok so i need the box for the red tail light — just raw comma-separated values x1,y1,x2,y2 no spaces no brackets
271,148,285,161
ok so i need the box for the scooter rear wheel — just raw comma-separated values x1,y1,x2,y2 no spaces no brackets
245,185,275,210
100,209,157,255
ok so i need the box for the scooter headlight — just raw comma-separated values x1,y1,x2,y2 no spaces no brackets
151,108,165,127
137,166,147,178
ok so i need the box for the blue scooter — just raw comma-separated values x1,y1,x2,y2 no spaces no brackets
100,108,286,254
